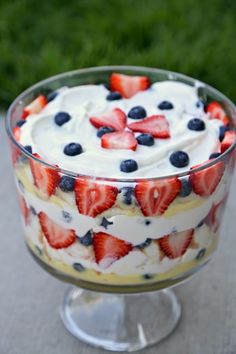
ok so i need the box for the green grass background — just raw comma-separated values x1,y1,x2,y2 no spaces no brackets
0,0,236,108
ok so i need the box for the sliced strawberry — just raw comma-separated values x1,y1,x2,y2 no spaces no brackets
93,231,133,268
110,73,150,98
101,131,137,151
18,195,30,224
207,101,230,126
38,212,76,249
90,108,126,131
75,179,118,217
135,178,181,216
220,131,236,153
128,115,170,138
205,201,224,233
158,229,194,259
189,160,225,196
29,153,60,197
22,95,47,119
13,126,21,142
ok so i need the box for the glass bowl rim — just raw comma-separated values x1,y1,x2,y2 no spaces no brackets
5,65,236,182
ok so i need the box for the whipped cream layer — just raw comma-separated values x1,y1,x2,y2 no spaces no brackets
19,81,222,178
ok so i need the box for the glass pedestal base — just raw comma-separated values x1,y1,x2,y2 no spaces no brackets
60,287,181,352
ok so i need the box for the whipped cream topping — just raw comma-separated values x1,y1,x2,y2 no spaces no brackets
19,81,222,178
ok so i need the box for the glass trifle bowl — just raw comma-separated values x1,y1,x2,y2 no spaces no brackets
5,66,236,351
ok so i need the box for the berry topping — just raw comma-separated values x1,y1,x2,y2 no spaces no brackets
196,248,206,260
110,73,150,98
18,195,30,224
13,126,21,141
75,179,118,217
64,142,83,156
29,153,60,197
128,115,170,138
207,101,230,126
179,178,192,197
100,217,113,229
22,95,47,119
93,232,133,268
62,210,72,223
128,106,147,119
120,186,134,205
54,112,71,126
59,176,75,192
187,118,206,131
90,108,126,131
97,126,115,138
136,133,154,146
158,101,174,110
38,212,76,249
158,229,194,259
16,120,26,127
220,131,236,153
73,263,85,272
106,91,122,101
24,145,32,153
219,125,230,142
120,159,138,173
209,152,221,159
101,131,137,151
135,238,152,250
196,100,205,109
135,178,181,216
189,160,225,196
169,151,189,168
47,90,58,102
79,230,93,246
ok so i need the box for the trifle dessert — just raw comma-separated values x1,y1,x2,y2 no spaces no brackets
9,69,236,291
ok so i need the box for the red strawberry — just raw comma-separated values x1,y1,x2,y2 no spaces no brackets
158,229,194,259
38,212,76,249
13,126,21,142
101,131,137,151
19,195,30,224
189,160,225,196
135,178,181,216
93,232,133,268
90,108,126,131
205,202,224,233
75,179,118,217
110,73,150,98
207,101,230,126
29,153,60,197
22,95,47,119
128,115,170,138
220,131,236,153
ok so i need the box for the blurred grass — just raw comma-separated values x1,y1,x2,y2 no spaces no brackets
0,0,236,108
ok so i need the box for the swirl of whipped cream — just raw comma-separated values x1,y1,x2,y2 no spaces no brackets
19,81,222,178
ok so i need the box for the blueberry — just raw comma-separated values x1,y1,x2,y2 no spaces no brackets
197,220,204,228
30,206,37,215
137,133,154,146
169,151,189,168
16,120,26,127
120,186,134,205
219,125,230,142
97,126,115,138
106,92,122,101
187,118,205,131
209,152,221,159
135,238,152,249
196,100,204,108
179,178,192,197
54,112,71,126
47,90,58,102
100,217,113,229
158,101,174,110
64,143,83,156
128,106,147,119
73,263,85,272
79,230,93,246
24,145,32,153
62,210,72,223
59,176,75,192
145,220,151,225
120,159,138,173
196,248,206,260
143,274,154,280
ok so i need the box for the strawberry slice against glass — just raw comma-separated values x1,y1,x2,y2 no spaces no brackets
158,229,194,259
207,101,230,126
22,95,48,119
